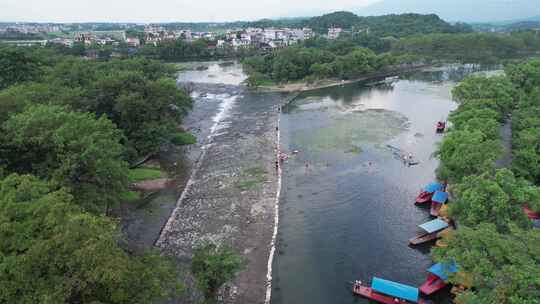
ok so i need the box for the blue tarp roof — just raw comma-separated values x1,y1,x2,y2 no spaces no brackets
432,191,448,204
428,262,459,281
372,277,419,303
534,219,540,228
424,182,443,193
419,218,449,233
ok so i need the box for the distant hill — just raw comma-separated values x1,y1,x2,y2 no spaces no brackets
303,11,471,37
472,16,540,32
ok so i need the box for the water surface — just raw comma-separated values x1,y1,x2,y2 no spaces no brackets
272,66,491,304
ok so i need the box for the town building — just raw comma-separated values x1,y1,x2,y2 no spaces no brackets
327,27,343,40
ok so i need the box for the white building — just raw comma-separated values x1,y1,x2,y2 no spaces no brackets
125,37,140,47
327,27,342,40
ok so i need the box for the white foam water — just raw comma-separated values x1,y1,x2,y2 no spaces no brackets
265,109,281,304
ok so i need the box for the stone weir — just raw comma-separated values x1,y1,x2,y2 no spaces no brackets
156,84,283,304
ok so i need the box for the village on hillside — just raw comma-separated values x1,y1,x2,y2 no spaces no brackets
0,22,352,56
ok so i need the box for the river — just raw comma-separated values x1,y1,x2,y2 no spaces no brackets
121,62,493,304
271,65,494,304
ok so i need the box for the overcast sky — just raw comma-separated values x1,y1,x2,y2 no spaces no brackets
2,0,539,23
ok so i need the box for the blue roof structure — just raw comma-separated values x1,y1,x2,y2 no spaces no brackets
419,218,449,233
424,182,443,193
428,262,459,281
432,191,448,204
534,219,540,228
372,277,419,303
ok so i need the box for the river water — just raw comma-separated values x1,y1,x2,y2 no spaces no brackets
271,66,492,304
120,61,493,304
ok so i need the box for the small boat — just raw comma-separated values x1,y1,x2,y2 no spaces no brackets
415,183,443,204
436,121,446,133
409,218,449,245
419,262,458,295
353,277,423,303
430,191,448,217
523,205,540,219
522,205,540,228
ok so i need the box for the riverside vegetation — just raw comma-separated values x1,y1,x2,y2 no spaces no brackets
431,60,540,303
241,12,540,87
0,46,243,303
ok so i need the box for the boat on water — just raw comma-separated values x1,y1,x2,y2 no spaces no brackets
430,191,448,217
419,262,458,295
353,277,426,304
415,182,443,204
409,218,450,245
436,121,446,133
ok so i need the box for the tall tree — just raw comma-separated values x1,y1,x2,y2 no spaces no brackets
0,174,183,303
1,105,128,213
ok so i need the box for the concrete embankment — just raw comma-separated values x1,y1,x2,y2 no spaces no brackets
156,83,283,304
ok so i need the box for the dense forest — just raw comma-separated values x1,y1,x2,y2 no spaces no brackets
241,29,540,84
304,11,471,36
242,44,398,86
432,60,540,303
0,46,192,302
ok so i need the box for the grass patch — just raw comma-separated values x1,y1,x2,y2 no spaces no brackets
172,132,197,146
128,167,164,183
236,166,267,190
120,191,141,202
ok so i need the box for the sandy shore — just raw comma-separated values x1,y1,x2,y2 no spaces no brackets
156,85,282,304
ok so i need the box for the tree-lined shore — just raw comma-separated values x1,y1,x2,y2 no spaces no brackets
431,60,540,303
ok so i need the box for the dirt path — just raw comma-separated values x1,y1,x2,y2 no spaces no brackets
156,86,282,304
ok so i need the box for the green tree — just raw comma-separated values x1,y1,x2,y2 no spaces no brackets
449,169,532,230
1,105,128,213
437,129,502,183
452,75,515,114
191,242,245,302
433,224,540,304
0,174,183,303
0,47,45,89
0,82,84,122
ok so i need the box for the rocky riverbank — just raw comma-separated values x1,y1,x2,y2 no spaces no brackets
156,82,283,304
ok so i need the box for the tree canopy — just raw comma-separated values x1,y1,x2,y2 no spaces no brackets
449,169,533,231
0,49,192,161
433,224,540,304
192,242,245,302
242,45,395,84
1,105,129,213
432,61,540,304
0,174,182,303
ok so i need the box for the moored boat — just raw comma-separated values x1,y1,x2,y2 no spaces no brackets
353,277,423,303
523,204,540,219
430,191,448,216
415,182,443,204
409,218,450,245
436,121,446,133
419,262,458,295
